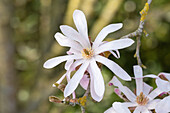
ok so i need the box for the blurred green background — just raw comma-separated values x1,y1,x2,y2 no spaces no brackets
0,0,170,113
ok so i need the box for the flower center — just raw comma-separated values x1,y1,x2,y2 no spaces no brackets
81,48,93,59
136,92,149,106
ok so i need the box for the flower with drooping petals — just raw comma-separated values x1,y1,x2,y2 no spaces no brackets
43,10,134,102
107,65,164,112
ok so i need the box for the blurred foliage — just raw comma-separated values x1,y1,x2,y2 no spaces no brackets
2,0,170,113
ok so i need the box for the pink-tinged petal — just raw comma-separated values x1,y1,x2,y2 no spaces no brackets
54,73,67,85
95,55,131,81
43,55,82,69
121,102,137,107
67,48,80,55
104,106,117,113
110,50,120,59
113,102,131,113
64,61,89,97
158,72,170,81
73,10,90,48
114,88,121,95
60,25,88,48
133,65,143,96
110,76,136,102
155,96,170,113
141,107,151,113
144,74,159,79
89,58,105,97
80,74,89,90
143,83,153,96
133,106,143,113
146,99,161,110
147,88,163,100
156,78,170,92
88,67,103,102
54,32,83,51
94,38,134,55
92,23,123,49
65,59,74,70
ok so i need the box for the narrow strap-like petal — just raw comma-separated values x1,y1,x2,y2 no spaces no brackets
95,55,131,81
65,59,74,70
133,65,143,96
156,78,170,92
43,55,82,69
146,99,161,110
147,88,163,100
73,10,90,48
54,32,83,51
93,23,123,49
133,106,143,113
158,72,170,81
80,74,89,90
110,76,136,102
143,83,153,96
88,67,103,102
64,61,89,97
60,25,89,48
89,58,105,97
94,38,134,55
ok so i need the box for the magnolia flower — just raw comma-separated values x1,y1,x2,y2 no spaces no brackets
43,10,134,102
108,65,164,113
155,95,170,113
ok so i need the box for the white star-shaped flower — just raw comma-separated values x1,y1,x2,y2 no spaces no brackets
108,65,164,112
43,10,134,102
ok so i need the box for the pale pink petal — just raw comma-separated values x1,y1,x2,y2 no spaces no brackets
143,83,153,96
110,50,120,59
155,96,170,113
156,78,170,92
133,106,143,113
54,73,67,85
147,88,163,100
113,102,131,113
133,65,143,96
65,59,74,70
110,76,136,102
94,38,134,55
114,88,121,95
43,55,82,69
144,74,159,79
92,23,123,49
54,32,83,51
104,107,117,113
80,74,89,90
141,107,151,113
89,58,105,97
158,72,170,81
60,25,88,48
73,10,90,48
121,102,137,107
64,61,89,97
146,99,161,110
95,55,131,81
88,67,103,102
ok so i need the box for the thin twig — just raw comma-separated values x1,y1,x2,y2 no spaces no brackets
81,81,90,113
121,0,152,68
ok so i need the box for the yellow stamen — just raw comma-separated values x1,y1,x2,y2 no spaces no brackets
81,48,93,59
136,92,149,106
